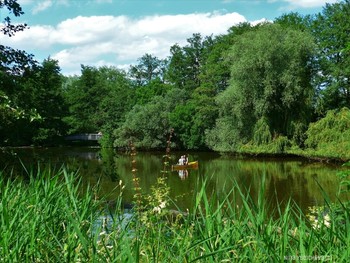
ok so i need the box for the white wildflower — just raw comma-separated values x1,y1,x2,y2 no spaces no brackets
323,214,331,227
312,219,320,229
153,206,161,213
153,201,167,213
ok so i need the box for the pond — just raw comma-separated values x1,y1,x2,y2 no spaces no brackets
0,147,347,214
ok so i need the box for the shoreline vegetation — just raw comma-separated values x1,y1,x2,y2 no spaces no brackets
2,1,350,166
2,106,350,164
1,165,349,261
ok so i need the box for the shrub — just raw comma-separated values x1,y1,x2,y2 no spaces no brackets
305,107,350,159
253,117,272,145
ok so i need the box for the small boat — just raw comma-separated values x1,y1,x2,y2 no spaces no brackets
171,161,199,170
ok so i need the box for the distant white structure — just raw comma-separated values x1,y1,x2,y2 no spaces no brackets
65,133,102,141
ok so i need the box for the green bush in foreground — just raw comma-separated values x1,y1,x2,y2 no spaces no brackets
1,167,350,262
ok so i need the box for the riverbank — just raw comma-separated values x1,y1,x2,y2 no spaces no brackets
233,149,347,165
1,166,349,261
2,143,348,166
232,141,350,164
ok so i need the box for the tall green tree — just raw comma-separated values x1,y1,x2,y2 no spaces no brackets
130,54,171,105
166,33,214,91
0,0,38,145
113,88,187,149
134,78,171,105
274,12,312,32
183,23,254,149
29,58,66,144
199,22,253,96
64,66,134,144
129,54,168,86
168,24,257,150
95,66,135,144
3,58,65,145
63,65,100,133
311,0,350,112
206,23,316,152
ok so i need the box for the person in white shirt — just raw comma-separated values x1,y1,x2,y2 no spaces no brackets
178,155,185,165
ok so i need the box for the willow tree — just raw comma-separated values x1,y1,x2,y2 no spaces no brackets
206,23,316,151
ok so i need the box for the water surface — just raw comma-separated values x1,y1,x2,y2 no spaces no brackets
1,147,346,214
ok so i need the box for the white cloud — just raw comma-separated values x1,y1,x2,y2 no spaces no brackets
223,0,338,8
17,0,69,13
94,0,113,3
32,0,53,14
251,18,270,26
16,0,34,6
2,11,247,75
57,0,70,6
283,0,339,9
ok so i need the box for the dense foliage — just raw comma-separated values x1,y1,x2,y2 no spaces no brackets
304,107,350,159
63,66,134,139
312,0,350,113
1,0,350,159
206,23,316,151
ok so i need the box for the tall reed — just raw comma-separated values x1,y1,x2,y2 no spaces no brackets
0,167,103,262
1,166,349,261
162,128,174,174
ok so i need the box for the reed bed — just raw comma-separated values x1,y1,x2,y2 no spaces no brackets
1,167,349,262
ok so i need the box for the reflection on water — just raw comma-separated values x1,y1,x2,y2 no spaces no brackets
177,170,188,180
0,147,347,214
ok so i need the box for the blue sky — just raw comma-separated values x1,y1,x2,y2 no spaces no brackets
1,0,338,75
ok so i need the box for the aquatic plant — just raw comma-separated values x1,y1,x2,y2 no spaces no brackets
128,140,142,212
1,164,350,261
0,168,102,261
162,128,174,173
